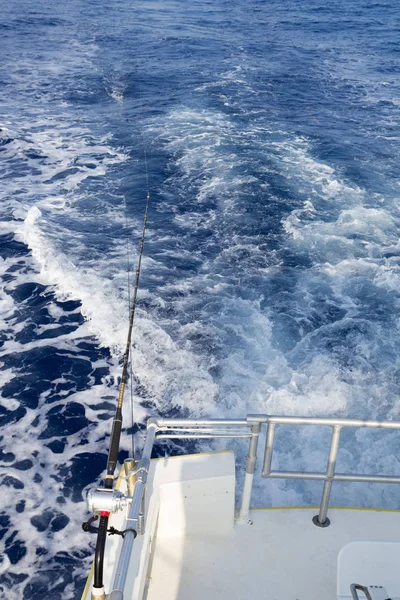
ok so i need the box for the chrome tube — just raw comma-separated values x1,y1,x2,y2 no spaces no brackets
261,422,276,477
153,418,248,428
268,471,327,480
316,425,341,526
138,492,145,535
238,423,261,523
268,416,400,429
156,433,251,439
335,473,400,483
155,427,248,434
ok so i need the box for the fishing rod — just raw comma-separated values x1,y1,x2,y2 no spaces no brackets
84,190,151,598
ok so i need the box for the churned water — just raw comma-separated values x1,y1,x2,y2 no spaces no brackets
1,0,400,597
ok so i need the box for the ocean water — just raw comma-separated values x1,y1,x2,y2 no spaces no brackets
1,0,400,597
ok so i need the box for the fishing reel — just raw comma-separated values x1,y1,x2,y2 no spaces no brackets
83,488,137,539
87,487,132,515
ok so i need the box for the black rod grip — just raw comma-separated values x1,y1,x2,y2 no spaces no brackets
94,514,109,589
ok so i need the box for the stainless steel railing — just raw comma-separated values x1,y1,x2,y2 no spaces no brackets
105,413,400,598
260,415,400,526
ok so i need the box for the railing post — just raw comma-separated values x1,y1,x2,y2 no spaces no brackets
262,422,276,477
313,425,342,527
238,422,261,524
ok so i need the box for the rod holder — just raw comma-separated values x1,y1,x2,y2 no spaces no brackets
124,459,138,497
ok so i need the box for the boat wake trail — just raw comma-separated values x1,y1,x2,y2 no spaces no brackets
1,0,400,597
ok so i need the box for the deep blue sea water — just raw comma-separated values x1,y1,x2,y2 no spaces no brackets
1,0,400,597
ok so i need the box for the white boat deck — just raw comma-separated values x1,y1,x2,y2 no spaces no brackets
146,507,400,600
82,450,400,600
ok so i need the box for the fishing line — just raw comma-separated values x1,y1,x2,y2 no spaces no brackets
127,63,151,460
119,65,151,460
89,64,152,594
123,194,135,459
